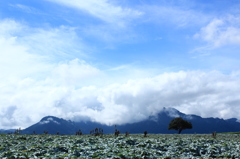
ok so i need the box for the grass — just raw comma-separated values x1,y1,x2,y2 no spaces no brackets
220,132,240,134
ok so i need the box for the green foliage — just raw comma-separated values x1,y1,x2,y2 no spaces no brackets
0,134,239,158
168,117,192,134
0,134,7,136
221,132,240,134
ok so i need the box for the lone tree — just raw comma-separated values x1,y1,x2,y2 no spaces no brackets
168,117,192,134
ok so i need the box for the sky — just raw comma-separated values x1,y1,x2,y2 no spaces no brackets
1,0,240,129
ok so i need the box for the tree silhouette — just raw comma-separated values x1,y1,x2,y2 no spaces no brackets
76,129,82,135
114,130,120,137
168,117,192,134
144,131,148,137
125,131,129,137
14,128,21,135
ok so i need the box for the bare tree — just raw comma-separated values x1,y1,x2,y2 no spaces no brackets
115,130,120,137
14,128,21,135
76,129,82,135
144,131,148,137
212,131,217,138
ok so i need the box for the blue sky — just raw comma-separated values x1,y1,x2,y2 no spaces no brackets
1,0,240,129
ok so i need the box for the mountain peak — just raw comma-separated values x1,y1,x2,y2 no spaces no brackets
40,116,59,121
39,116,62,125
161,107,182,117
21,108,240,135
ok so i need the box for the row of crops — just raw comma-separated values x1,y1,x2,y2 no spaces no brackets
0,133,239,158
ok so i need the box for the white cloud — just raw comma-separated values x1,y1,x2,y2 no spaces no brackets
10,4,42,15
0,19,25,37
194,16,240,48
51,59,102,87
1,69,240,129
39,117,60,125
0,34,49,80
79,71,240,124
0,19,105,128
141,5,210,28
46,0,142,27
108,64,130,71
1,17,240,130
43,0,143,44
0,19,90,80
20,26,86,61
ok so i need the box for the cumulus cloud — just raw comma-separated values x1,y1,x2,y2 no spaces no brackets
1,18,240,130
0,18,103,128
0,37,47,82
51,59,102,87
1,69,240,129
0,106,18,127
0,19,25,37
0,19,89,80
194,16,240,48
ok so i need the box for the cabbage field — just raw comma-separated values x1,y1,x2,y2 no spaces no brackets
0,133,239,158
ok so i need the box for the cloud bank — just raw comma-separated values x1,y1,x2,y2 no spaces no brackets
1,68,240,129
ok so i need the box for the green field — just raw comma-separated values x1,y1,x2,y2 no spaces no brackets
221,132,240,134
0,134,239,158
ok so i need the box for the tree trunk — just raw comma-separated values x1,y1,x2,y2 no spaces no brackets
178,129,182,134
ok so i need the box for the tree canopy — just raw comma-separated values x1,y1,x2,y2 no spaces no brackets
168,117,192,134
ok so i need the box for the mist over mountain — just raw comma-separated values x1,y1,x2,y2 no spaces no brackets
21,108,240,135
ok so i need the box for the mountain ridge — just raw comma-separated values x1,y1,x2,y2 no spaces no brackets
21,107,240,135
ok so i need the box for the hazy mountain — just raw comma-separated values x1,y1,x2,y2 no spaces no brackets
21,116,115,135
21,108,240,135
0,129,15,134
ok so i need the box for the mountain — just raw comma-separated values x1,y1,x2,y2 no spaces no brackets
21,116,115,135
157,108,240,134
21,108,240,135
0,129,15,134
22,116,79,135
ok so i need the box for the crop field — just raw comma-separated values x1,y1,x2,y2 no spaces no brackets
0,133,239,158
